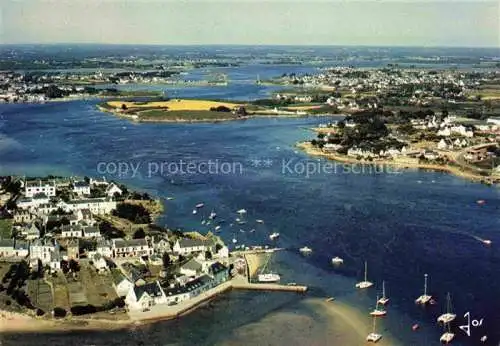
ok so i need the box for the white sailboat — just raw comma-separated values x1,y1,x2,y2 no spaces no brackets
355,261,373,289
439,320,455,344
366,315,383,343
258,253,280,283
415,273,432,305
196,203,204,208
237,208,247,214
437,292,456,324
209,210,217,220
370,295,387,316
378,281,389,305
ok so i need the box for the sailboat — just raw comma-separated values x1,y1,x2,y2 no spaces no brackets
439,320,455,344
366,315,383,342
258,253,280,282
355,261,373,289
378,281,389,305
437,292,456,324
415,273,432,305
370,295,387,316
209,210,217,220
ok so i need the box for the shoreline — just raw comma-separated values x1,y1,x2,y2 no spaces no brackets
296,141,498,185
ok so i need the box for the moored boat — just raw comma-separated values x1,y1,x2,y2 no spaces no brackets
299,246,312,254
415,274,432,305
437,292,456,324
196,203,204,208
366,315,382,343
370,295,387,317
269,232,280,240
355,261,373,289
378,281,389,305
331,256,344,265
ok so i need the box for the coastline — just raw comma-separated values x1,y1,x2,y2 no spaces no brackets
97,105,333,124
297,141,498,185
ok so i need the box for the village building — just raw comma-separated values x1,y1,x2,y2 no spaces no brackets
179,258,203,277
73,181,91,196
105,183,123,197
112,271,134,297
82,226,100,238
25,180,56,198
112,238,153,258
172,238,211,256
60,225,82,238
59,197,116,215
0,239,29,258
21,223,41,240
13,210,37,224
125,281,167,311
96,239,113,257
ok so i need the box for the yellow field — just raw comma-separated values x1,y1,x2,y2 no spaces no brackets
107,99,243,111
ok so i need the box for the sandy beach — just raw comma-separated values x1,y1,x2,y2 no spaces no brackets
217,297,400,346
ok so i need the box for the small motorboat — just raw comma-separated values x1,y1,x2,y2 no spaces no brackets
215,225,221,231
477,199,486,205
209,210,217,219
480,335,487,343
239,229,245,233
299,246,313,254
325,297,335,302
331,257,344,265
249,229,256,233
201,220,206,225
269,232,280,240
196,203,204,208
237,209,247,214
235,218,241,222
258,273,280,282
412,324,419,331
192,209,197,215
232,238,237,244
166,197,174,200
256,219,264,224
482,239,492,245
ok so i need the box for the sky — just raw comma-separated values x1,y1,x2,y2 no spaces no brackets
0,0,499,47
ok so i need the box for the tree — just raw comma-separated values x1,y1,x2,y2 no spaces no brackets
205,250,212,260
162,252,171,268
121,104,127,110
133,228,146,239
69,259,80,273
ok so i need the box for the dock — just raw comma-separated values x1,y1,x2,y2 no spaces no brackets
231,247,285,255
232,281,308,293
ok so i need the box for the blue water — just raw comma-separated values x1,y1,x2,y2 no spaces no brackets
1,46,500,344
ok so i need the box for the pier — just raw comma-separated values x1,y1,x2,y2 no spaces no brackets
232,280,308,293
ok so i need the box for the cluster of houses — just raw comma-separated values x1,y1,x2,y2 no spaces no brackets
114,237,230,311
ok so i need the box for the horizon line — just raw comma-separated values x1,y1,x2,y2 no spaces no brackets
1,42,499,50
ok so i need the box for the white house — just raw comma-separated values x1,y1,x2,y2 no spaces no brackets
29,239,57,265
179,258,203,277
89,253,108,272
59,198,116,215
73,181,91,196
25,180,56,198
125,281,167,311
173,239,210,256
152,237,171,255
96,239,113,257
0,239,29,258
105,183,123,197
17,193,50,210
82,226,101,238
215,245,229,259
487,117,500,126
437,139,448,150
113,273,134,297
437,127,451,137
60,225,82,238
112,238,153,258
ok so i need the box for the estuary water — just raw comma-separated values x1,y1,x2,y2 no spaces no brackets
0,57,500,345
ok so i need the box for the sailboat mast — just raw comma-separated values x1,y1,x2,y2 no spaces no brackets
424,274,428,295
372,315,377,333
382,281,386,298
364,261,368,282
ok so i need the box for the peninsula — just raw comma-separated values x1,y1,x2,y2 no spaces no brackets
0,175,306,331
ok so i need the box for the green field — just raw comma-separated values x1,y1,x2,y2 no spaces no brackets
0,219,12,238
139,109,238,121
